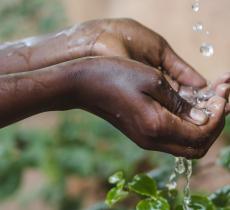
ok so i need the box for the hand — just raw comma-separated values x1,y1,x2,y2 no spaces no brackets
170,72,230,115
72,57,226,159
88,18,206,88
0,17,207,91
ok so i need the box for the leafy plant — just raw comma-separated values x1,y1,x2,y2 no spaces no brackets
0,0,66,41
105,171,230,210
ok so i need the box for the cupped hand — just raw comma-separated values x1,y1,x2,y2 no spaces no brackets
88,18,206,88
72,57,226,159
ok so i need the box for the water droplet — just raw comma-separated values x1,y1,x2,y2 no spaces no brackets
158,80,162,85
192,2,200,12
192,23,203,32
200,43,214,57
203,108,213,117
196,89,215,102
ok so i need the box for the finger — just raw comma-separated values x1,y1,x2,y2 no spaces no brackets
200,96,226,138
195,96,227,152
162,45,206,88
211,72,230,90
153,96,224,151
147,75,208,125
149,105,205,149
215,83,230,101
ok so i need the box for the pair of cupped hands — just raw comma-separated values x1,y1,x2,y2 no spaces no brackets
54,19,230,158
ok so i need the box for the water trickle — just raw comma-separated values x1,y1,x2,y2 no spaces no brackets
167,157,192,209
200,43,214,57
183,158,192,210
168,85,216,209
192,23,203,32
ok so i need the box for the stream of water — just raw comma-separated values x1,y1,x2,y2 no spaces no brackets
167,2,216,208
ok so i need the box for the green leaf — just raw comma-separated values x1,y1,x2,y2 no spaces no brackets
158,188,179,209
188,195,215,210
108,171,124,184
209,185,230,207
105,186,128,207
136,198,170,210
128,174,157,197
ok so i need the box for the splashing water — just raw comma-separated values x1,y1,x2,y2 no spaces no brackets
167,157,185,190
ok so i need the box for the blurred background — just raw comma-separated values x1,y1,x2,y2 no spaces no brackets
0,0,229,209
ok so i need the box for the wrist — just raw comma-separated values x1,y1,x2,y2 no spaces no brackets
0,59,87,127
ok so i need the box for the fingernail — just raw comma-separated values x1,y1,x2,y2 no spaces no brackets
190,108,208,125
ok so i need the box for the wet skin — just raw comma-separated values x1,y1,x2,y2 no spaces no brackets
0,19,229,158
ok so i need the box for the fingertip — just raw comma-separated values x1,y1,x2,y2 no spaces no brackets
187,107,208,125
206,96,226,118
215,83,230,100
211,72,230,90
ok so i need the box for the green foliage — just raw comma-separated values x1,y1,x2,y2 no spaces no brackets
187,195,215,210
128,174,157,197
209,186,230,208
105,186,128,207
136,198,169,210
105,172,169,210
0,110,166,209
0,0,66,41
105,171,230,210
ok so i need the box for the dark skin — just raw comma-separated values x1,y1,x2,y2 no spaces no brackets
0,18,229,159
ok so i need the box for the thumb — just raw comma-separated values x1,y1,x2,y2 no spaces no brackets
162,45,207,88
149,75,208,125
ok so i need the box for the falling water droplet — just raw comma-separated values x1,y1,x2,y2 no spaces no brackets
200,43,214,57
192,2,200,12
192,23,203,32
